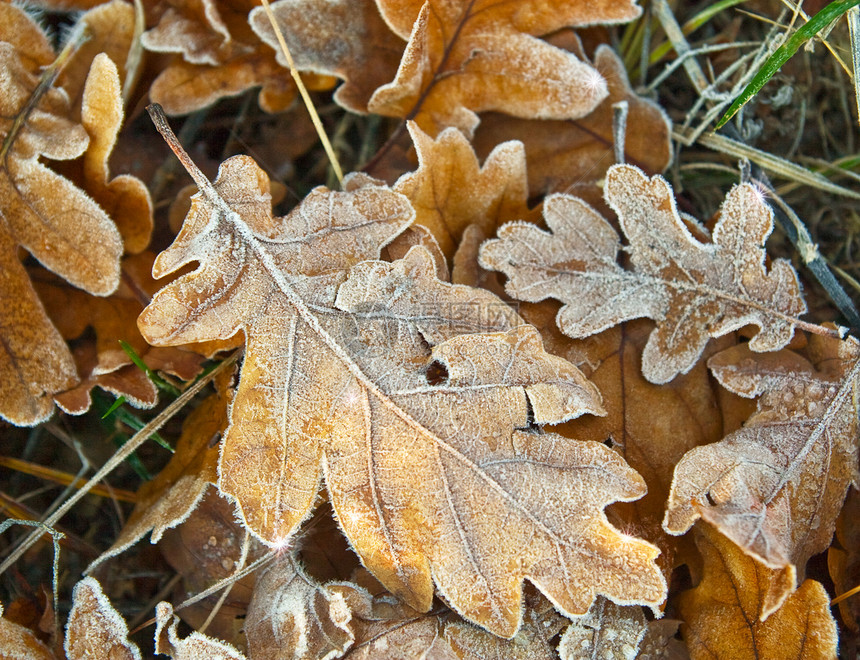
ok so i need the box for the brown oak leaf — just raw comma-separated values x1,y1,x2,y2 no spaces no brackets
155,601,247,660
480,164,807,384
541,316,725,573
830,488,860,632
138,130,666,635
34,252,205,415
56,0,137,115
473,44,672,203
557,597,647,660
393,121,533,260
664,334,860,617
245,554,354,660
143,0,336,113
65,578,141,660
678,523,838,659
51,3,153,254
0,604,53,660
0,6,123,425
249,0,403,113
327,581,565,659
158,485,267,640
368,0,642,135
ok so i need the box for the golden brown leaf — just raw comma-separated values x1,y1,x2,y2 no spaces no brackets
77,54,153,254
34,252,204,415
155,601,247,660
56,0,136,115
678,523,837,660
249,0,403,113
664,335,860,617
139,144,665,636
393,121,532,260
244,554,354,660
473,45,672,201
480,164,807,384
64,577,141,660
88,391,229,571
557,597,647,660
0,604,54,660
0,6,124,425
544,317,725,571
368,0,642,135
142,0,336,113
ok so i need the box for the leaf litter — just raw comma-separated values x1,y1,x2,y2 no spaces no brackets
0,1,858,658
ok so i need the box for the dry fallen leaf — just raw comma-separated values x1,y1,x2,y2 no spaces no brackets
557,597,647,660
480,164,807,384
0,5,123,425
678,523,838,660
76,53,153,254
143,0,336,113
330,581,451,659
64,577,141,660
56,0,136,114
249,0,403,113
139,127,666,635
329,581,565,659
830,488,860,632
664,335,860,617
393,121,533,260
472,44,672,202
33,252,204,415
0,604,54,660
368,0,642,135
155,601,247,660
244,554,354,660
543,316,726,572
158,486,266,640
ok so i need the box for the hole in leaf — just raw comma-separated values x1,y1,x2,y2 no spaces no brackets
425,360,448,385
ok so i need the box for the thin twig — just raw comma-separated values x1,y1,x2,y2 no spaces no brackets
0,352,240,578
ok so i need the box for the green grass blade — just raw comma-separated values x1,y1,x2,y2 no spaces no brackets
119,340,182,397
101,396,127,419
715,0,860,129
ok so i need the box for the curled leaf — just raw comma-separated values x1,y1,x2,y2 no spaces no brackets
664,335,860,616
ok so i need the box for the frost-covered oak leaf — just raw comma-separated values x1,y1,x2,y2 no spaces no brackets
368,0,641,136
393,121,531,260
139,119,666,636
142,0,336,113
0,5,122,425
472,45,672,201
65,578,141,660
678,523,838,658
480,164,807,384
250,0,403,114
665,336,860,617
